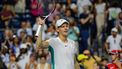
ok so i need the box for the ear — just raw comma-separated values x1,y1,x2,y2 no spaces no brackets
56,28,59,32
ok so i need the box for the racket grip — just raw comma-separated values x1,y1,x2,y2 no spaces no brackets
35,25,42,37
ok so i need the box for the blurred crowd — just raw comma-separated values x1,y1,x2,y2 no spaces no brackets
0,0,122,69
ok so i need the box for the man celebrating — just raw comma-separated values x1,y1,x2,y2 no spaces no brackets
37,18,78,69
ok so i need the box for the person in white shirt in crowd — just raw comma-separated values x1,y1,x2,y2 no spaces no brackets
37,18,78,69
105,27,122,53
0,45,10,67
17,21,33,37
94,0,107,38
8,54,19,69
25,53,37,69
26,21,33,36
106,2,121,35
36,54,51,69
10,35,20,57
77,0,92,15
17,43,31,69
46,24,58,39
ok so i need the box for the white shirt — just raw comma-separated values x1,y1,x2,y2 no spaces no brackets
106,34,122,51
17,54,30,69
77,0,92,14
95,3,106,14
49,37,78,69
108,7,121,20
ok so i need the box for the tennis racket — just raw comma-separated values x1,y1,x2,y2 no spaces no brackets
35,0,56,48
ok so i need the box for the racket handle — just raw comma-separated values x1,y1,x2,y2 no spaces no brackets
35,15,48,37
35,25,42,37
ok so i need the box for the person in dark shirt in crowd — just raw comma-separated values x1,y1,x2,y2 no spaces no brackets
78,5,94,53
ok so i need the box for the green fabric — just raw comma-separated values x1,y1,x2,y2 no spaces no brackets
48,46,55,69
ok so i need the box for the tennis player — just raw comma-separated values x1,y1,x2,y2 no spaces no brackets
37,17,78,69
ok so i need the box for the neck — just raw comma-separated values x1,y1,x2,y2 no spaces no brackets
58,35,67,43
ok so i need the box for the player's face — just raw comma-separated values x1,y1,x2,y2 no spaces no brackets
57,23,69,37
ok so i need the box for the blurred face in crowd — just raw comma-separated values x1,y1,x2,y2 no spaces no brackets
101,59,108,66
4,29,13,39
83,6,89,14
57,23,69,37
54,15,61,21
3,5,11,11
20,31,26,38
13,37,19,44
10,55,16,62
26,36,33,43
83,50,91,59
40,56,46,64
30,54,36,62
21,21,27,29
56,3,61,10
110,53,118,61
111,31,117,37
65,9,71,17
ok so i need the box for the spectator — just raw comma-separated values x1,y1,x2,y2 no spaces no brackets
115,12,122,35
36,54,51,69
30,0,43,17
78,5,94,53
0,4,16,28
106,2,121,35
17,20,27,37
3,29,13,49
82,50,101,69
107,50,122,69
17,44,30,69
105,27,122,53
8,54,19,69
48,3,61,23
94,0,107,38
70,3,78,20
46,24,58,39
14,0,26,14
0,45,10,67
26,21,33,36
64,8,74,21
25,35,35,53
10,35,20,57
99,57,108,69
68,18,80,45
77,0,92,15
25,53,37,69
0,56,7,69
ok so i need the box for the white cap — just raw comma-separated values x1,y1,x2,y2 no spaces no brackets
20,44,27,48
55,19,69,28
111,27,118,32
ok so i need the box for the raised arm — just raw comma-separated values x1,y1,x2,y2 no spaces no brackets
35,17,49,48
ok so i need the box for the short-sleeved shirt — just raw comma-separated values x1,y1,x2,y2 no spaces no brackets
49,37,78,69
79,13,91,30
106,34,122,51
68,26,80,41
